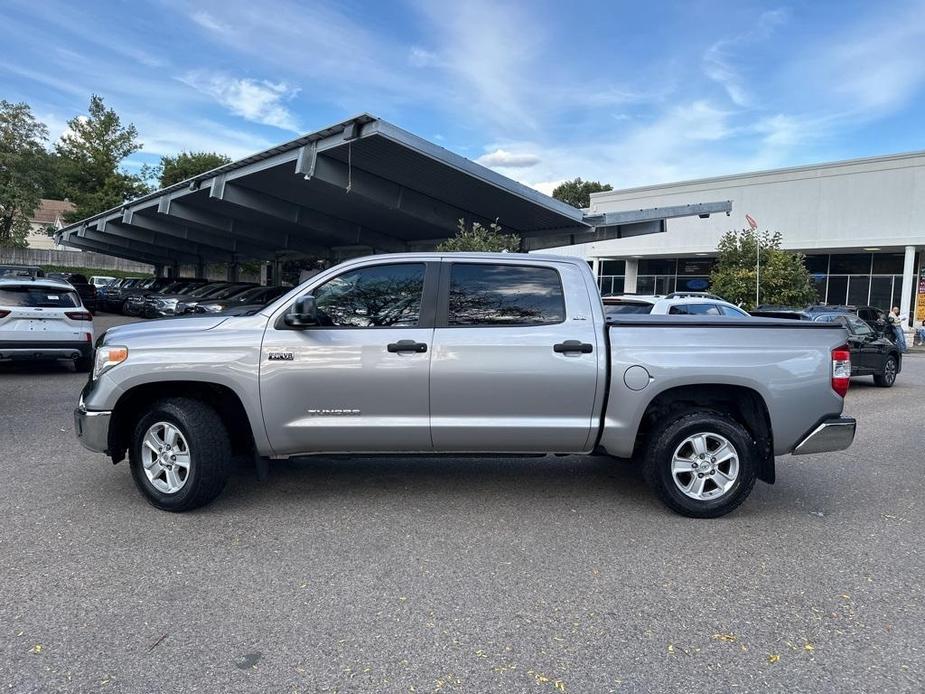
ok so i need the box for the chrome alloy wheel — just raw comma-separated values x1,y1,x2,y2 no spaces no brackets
141,422,191,494
884,358,897,385
671,432,739,501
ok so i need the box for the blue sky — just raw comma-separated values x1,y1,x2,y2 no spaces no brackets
3,0,925,195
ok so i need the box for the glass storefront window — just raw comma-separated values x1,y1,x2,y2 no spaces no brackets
676,276,711,292
869,277,893,309
677,258,715,276
872,253,904,274
600,260,626,276
847,276,870,306
599,276,625,295
812,276,827,303
638,259,676,275
804,254,829,274
829,254,872,275
827,276,848,304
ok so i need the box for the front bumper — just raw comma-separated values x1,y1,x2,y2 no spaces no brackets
792,416,856,455
0,341,92,362
74,399,112,453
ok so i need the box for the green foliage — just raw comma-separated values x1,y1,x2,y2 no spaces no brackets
551,178,613,208
0,100,48,248
436,219,521,252
709,229,817,311
55,95,146,222
156,151,232,188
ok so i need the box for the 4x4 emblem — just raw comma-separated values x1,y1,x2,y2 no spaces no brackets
268,352,294,361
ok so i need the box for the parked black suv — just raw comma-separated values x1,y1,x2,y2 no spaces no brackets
46,272,97,313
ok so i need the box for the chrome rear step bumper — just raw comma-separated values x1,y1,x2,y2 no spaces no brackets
792,417,856,455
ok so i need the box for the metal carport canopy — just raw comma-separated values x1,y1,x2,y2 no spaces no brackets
56,114,732,267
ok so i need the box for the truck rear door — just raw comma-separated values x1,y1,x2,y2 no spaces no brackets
429,259,602,453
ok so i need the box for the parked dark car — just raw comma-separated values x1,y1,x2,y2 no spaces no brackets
812,312,901,387
100,277,145,312
804,304,892,338
142,282,234,318
193,285,290,314
176,283,258,314
122,278,209,316
46,272,97,313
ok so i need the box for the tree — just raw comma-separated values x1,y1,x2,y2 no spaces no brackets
709,229,817,310
55,95,146,222
552,178,613,208
0,101,48,248
435,218,521,252
156,151,232,188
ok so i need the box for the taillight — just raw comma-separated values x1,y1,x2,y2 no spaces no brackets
66,311,93,321
832,346,851,397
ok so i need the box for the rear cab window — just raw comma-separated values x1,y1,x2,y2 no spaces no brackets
445,263,565,326
0,285,81,308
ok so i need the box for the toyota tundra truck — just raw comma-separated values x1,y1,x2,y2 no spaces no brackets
73,253,856,518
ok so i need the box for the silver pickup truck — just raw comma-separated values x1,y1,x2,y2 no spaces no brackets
74,252,856,518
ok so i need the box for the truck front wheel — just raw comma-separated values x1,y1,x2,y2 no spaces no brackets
643,411,757,518
128,397,231,512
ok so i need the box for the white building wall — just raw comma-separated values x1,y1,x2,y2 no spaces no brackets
546,150,925,259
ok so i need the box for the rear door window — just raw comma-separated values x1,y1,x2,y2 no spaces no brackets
0,286,80,308
446,264,565,326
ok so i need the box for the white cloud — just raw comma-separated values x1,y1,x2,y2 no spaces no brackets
190,10,232,36
703,8,789,107
408,47,440,68
476,149,541,168
180,71,301,131
530,180,567,196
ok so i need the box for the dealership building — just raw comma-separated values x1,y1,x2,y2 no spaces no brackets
548,150,925,325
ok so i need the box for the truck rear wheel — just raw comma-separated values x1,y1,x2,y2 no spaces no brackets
643,411,757,518
128,397,231,512
873,355,897,387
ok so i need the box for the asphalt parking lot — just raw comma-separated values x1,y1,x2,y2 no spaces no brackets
1,313,923,693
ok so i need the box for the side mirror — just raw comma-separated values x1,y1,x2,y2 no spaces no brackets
284,295,318,327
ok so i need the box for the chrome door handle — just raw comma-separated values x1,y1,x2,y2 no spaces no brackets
387,340,427,353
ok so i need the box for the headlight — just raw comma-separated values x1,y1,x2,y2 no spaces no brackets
201,303,223,313
93,346,128,380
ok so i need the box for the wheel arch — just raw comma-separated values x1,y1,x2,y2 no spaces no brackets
108,381,254,464
633,383,775,484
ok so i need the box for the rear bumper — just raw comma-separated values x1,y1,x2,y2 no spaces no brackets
74,400,112,454
0,341,92,361
792,417,856,455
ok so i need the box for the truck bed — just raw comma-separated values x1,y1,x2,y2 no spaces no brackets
599,316,849,458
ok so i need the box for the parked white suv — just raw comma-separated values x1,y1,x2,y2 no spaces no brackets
603,292,751,317
0,278,95,371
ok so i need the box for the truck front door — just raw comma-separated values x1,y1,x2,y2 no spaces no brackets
260,261,436,455
429,260,601,453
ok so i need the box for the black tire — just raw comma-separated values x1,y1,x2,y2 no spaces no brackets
129,397,231,512
642,410,758,518
873,356,898,388
121,299,132,315
74,356,92,373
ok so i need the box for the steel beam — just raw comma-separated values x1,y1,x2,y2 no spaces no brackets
210,179,408,253
63,232,176,267
78,227,202,264
124,209,283,259
300,150,476,234
158,196,329,256
584,201,733,228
